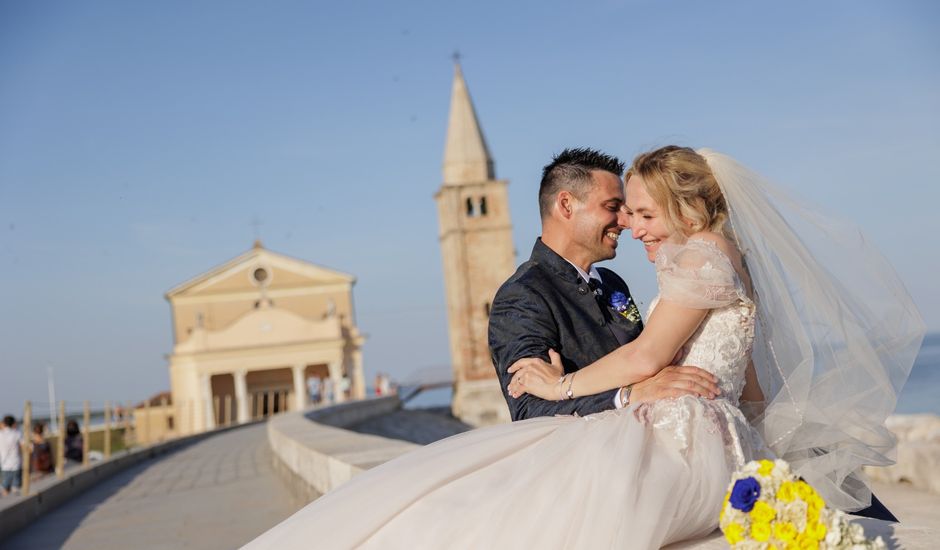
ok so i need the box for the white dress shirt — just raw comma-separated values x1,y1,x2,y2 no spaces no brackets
0,427,23,471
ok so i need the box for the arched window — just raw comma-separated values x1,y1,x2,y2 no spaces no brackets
465,196,488,218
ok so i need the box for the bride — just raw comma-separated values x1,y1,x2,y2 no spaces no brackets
244,147,923,549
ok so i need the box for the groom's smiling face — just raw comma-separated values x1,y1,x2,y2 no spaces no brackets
568,170,626,264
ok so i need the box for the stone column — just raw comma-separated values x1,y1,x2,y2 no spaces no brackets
200,374,215,431
350,350,366,400
234,369,249,424
292,364,307,411
328,361,346,403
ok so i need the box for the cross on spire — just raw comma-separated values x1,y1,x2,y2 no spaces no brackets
251,216,264,248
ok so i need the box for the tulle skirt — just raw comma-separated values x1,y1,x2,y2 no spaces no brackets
244,397,765,549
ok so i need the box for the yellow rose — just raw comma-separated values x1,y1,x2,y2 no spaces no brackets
773,521,797,542
796,531,819,550
725,522,744,544
777,481,796,502
808,494,824,512
795,481,815,501
752,521,771,542
809,521,827,541
750,501,777,524
758,459,775,476
807,506,819,524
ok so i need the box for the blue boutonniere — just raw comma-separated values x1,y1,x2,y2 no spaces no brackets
610,291,642,323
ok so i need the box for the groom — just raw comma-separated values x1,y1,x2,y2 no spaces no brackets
488,148,719,420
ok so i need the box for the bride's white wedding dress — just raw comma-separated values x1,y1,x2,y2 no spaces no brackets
245,239,770,550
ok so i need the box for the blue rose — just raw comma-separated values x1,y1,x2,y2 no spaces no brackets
610,291,629,312
729,477,761,512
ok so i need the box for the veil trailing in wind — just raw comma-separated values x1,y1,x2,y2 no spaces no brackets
697,149,925,511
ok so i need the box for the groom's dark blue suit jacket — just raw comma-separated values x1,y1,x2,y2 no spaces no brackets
488,239,643,421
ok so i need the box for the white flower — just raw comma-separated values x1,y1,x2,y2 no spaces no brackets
825,529,842,545
848,523,865,543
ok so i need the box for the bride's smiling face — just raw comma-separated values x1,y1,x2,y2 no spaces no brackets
624,175,674,262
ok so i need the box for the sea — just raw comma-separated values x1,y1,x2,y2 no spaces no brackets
895,332,940,415
403,333,940,416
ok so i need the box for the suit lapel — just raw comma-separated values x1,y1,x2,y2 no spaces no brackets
529,239,632,357
596,273,643,346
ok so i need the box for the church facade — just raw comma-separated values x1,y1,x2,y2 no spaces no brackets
435,63,516,426
162,241,366,435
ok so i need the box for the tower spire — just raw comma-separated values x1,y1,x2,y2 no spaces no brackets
442,59,494,185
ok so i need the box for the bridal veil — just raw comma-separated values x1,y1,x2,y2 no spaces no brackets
697,149,926,511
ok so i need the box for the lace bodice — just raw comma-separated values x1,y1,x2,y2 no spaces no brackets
651,239,756,405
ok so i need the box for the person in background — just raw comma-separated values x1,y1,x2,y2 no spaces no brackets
30,423,54,477
0,415,23,497
341,376,352,400
323,378,334,404
64,420,83,463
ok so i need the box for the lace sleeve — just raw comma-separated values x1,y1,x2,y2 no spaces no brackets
655,239,742,309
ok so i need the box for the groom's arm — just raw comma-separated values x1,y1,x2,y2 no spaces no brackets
488,282,617,421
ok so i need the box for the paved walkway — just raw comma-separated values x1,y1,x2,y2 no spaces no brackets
1,424,301,550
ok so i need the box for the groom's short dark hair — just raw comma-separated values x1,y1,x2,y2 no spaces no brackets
539,148,624,219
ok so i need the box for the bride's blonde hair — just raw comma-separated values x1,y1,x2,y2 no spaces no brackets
626,146,730,238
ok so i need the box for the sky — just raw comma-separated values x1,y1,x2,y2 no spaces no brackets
1,1,938,414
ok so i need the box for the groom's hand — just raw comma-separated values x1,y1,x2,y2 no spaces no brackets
629,366,720,403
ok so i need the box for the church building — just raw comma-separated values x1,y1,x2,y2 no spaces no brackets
162,241,366,435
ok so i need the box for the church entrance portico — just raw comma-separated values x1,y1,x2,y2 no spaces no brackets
246,367,293,418
210,373,235,426
176,346,354,432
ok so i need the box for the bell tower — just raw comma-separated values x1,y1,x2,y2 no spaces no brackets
435,60,515,426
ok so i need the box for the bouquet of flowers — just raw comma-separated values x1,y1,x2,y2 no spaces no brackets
720,459,886,549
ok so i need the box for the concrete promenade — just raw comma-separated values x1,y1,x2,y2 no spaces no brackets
1,423,300,550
